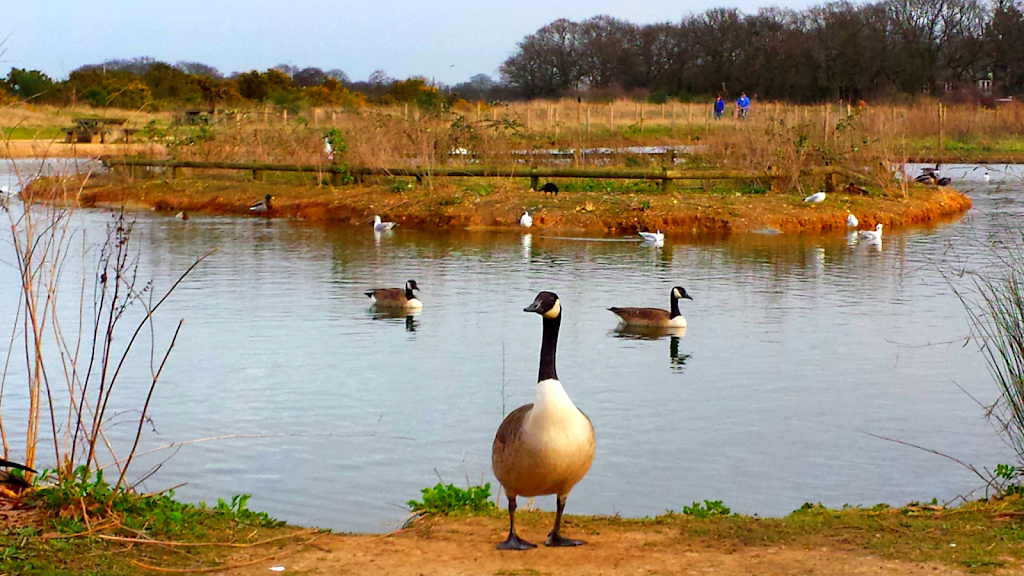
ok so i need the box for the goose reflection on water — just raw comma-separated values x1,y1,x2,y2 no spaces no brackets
611,325,690,373
369,307,420,332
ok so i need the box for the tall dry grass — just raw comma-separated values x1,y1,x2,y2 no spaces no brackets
1,145,208,488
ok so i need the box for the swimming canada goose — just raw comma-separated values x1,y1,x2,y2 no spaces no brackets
492,291,595,550
858,223,883,241
539,182,559,195
608,286,692,328
846,213,858,228
0,458,36,490
249,194,272,213
803,191,826,203
174,211,189,221
638,230,664,243
365,280,421,309
520,211,533,228
373,215,397,231
936,176,951,186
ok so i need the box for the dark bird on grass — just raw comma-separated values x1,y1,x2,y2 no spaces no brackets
844,183,868,195
539,182,559,195
492,292,595,551
249,194,273,213
0,458,36,490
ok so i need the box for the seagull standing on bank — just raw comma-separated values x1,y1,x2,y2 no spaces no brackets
846,213,859,228
520,211,533,228
804,191,826,203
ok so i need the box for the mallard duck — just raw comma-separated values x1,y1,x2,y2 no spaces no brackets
249,194,272,213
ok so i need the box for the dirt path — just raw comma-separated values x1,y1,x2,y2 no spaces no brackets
219,515,985,576
3,139,163,159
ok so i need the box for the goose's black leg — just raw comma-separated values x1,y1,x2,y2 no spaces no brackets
497,496,536,550
545,495,585,547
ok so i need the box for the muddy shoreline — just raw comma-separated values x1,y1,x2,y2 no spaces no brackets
58,173,973,235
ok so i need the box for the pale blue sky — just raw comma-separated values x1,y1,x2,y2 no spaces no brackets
8,0,818,84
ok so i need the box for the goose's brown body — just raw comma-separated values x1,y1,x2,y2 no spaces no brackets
492,393,595,500
365,280,421,309
608,286,692,328
366,288,421,308
608,307,684,327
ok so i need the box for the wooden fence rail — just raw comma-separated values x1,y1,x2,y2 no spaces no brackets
101,157,847,192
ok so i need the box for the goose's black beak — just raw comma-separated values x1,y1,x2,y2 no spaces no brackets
524,301,543,313
685,294,693,300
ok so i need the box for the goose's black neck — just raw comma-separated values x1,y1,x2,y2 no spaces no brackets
669,293,681,319
538,313,560,382
405,286,415,300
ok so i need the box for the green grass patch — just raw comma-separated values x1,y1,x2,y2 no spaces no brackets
408,483,497,516
1,126,65,140
0,469,295,575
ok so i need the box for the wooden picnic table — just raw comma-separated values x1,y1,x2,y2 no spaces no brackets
64,118,128,144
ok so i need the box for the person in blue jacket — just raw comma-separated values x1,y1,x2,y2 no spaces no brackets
714,96,725,120
737,93,751,120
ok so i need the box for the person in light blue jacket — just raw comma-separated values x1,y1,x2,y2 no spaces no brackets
737,93,751,120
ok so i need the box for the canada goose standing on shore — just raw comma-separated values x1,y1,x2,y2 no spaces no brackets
609,286,692,328
365,280,421,309
0,458,36,489
492,292,595,550
249,194,272,213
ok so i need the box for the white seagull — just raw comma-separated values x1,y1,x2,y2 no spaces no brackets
846,213,859,228
324,137,333,158
373,215,396,231
520,211,533,228
858,223,883,241
984,171,990,184
804,191,826,203
638,230,664,243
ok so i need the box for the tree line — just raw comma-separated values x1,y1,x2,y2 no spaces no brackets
499,0,1024,102
6,0,1024,109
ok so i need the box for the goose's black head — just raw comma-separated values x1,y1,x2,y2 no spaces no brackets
406,280,420,292
672,286,693,301
525,291,561,318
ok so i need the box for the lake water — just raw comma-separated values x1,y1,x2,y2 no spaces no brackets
0,160,1017,532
